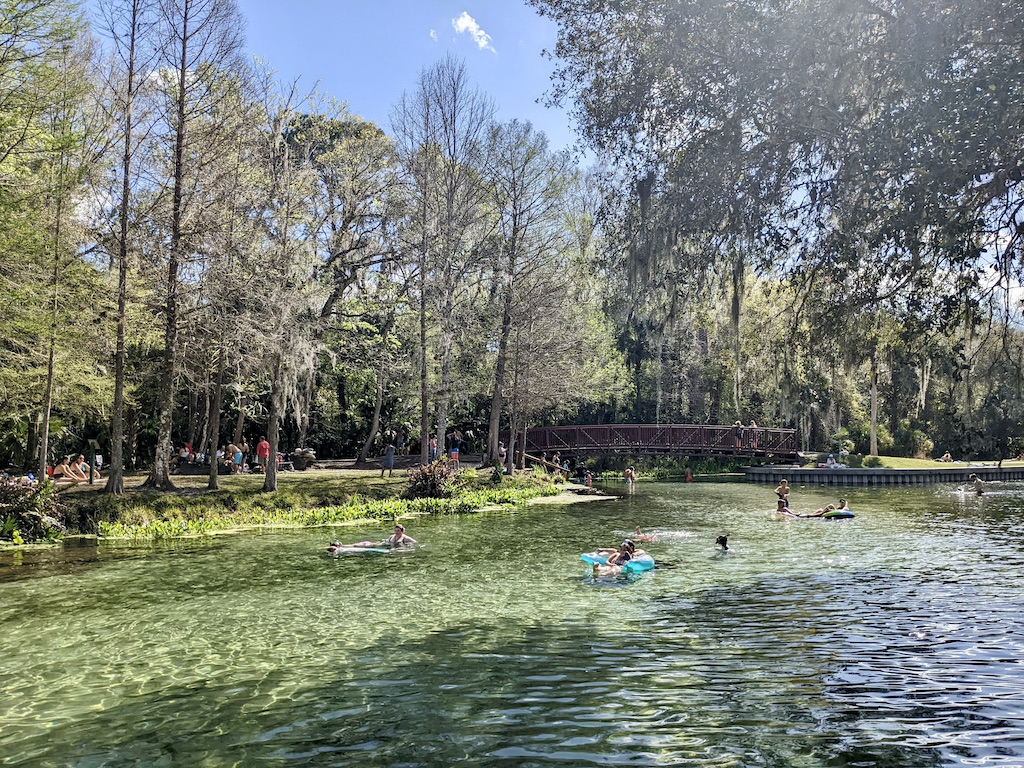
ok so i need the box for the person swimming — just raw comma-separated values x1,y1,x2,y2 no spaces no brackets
715,535,730,551
634,525,657,542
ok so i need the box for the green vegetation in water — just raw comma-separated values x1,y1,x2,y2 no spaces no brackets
94,471,559,540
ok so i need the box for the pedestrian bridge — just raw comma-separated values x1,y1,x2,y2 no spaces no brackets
505,424,799,461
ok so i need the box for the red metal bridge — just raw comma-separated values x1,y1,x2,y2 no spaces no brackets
504,424,799,461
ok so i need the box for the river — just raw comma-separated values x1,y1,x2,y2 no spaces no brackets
1,481,1022,767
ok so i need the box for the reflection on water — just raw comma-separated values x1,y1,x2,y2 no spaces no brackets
1,482,1022,767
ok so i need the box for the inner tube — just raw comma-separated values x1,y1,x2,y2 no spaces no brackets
580,552,655,573
821,509,855,519
328,546,390,555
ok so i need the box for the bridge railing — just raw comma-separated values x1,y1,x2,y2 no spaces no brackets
502,424,798,459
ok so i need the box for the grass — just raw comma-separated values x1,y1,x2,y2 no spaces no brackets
58,468,561,541
800,455,1019,469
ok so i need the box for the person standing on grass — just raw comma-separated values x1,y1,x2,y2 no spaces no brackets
256,436,270,473
382,441,396,477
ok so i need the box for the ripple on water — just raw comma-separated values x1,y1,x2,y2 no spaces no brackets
1,483,1022,767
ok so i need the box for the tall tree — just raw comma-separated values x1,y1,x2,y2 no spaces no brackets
143,0,244,489
392,55,495,463
98,0,157,493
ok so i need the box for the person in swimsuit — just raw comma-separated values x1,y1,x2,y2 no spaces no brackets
52,457,84,483
592,540,635,576
771,498,796,518
970,474,984,495
801,504,836,518
715,535,730,551
774,479,790,503
384,524,417,546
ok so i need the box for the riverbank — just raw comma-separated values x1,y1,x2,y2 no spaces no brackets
43,468,570,542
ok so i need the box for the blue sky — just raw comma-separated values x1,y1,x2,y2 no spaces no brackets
236,0,580,151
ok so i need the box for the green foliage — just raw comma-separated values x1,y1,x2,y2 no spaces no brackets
404,461,464,499
0,484,67,543
862,455,882,468
94,474,560,540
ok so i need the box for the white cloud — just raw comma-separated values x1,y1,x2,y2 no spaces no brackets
429,29,438,42
452,11,495,53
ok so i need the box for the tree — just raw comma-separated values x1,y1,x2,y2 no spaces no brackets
96,0,158,493
142,0,245,489
483,119,572,462
392,55,496,463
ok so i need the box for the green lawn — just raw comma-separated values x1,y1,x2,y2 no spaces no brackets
801,455,1017,469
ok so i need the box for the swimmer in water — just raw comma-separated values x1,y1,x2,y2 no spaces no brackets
715,535,730,551
634,525,657,542
969,474,984,495
327,524,417,554
770,498,796,518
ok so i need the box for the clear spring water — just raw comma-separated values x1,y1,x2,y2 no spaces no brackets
1,481,1022,767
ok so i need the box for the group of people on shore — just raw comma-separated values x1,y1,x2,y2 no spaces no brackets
52,454,99,484
168,437,274,475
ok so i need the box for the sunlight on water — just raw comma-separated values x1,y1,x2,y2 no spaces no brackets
1,481,1022,767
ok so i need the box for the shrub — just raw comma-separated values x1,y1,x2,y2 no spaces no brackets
863,455,882,468
0,484,67,543
404,460,464,499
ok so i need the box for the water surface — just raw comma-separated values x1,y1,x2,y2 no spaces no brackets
1,481,1022,767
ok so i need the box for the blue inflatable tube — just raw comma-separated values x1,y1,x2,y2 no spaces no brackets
581,552,655,573
821,510,855,519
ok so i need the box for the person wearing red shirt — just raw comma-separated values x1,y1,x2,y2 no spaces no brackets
256,436,271,473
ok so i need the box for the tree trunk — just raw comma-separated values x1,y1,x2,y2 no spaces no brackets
418,245,430,464
295,373,315,448
434,318,454,462
144,8,191,491
359,357,387,463
207,344,226,490
263,355,282,492
486,276,515,463
232,389,246,446
870,351,879,456
731,252,744,418
104,2,139,495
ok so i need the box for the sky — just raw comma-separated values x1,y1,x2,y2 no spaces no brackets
235,0,581,152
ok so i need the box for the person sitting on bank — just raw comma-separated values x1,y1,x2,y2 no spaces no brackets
53,457,85,483
75,454,99,480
